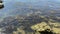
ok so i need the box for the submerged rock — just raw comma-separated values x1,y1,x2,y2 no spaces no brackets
31,22,60,34
0,0,4,9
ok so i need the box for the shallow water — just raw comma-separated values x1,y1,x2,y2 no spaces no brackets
0,0,60,34
0,0,60,19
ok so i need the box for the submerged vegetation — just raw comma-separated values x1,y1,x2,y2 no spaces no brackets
0,13,60,34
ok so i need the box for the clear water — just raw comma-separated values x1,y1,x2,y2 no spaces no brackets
0,0,60,20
